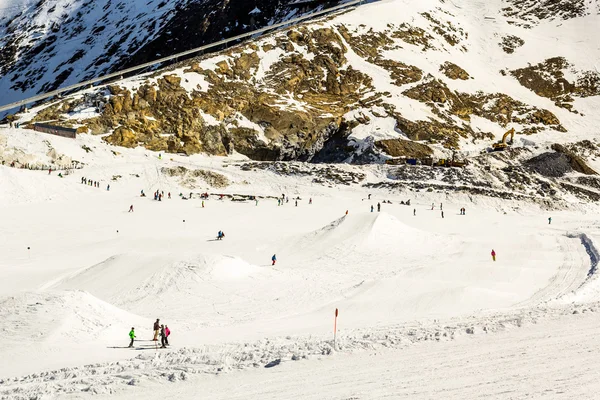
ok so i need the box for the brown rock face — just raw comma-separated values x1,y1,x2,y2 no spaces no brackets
375,139,433,158
440,62,469,80
104,127,138,148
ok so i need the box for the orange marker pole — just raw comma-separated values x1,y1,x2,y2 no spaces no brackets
334,308,339,350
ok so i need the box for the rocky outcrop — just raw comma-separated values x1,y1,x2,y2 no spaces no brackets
509,57,600,112
375,139,433,158
499,35,525,53
440,62,470,80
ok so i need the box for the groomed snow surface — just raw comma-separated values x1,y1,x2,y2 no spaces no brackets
1,129,600,399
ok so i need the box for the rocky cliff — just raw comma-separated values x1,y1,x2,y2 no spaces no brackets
14,0,600,165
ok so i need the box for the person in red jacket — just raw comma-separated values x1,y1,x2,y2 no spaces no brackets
491,249,496,262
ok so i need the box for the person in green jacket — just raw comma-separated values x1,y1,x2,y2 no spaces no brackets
128,327,136,348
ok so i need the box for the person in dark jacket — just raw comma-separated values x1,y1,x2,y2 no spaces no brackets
272,254,277,266
153,319,160,341
160,325,167,348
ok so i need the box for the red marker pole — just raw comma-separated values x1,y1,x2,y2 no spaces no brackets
334,308,339,350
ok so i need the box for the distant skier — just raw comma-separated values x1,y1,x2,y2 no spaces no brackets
441,211,444,218
128,205,134,213
309,198,312,205
107,184,110,191
141,190,145,197
202,200,205,208
440,203,443,210
371,205,374,212
168,192,171,199
160,325,166,348
278,199,281,206
295,200,298,207
48,168,52,175
377,203,381,212
272,254,277,265
431,203,434,210
128,327,136,348
368,194,371,200
548,217,552,225
491,249,496,262
413,209,416,216
153,319,160,341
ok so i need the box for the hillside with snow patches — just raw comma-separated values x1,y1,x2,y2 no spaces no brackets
0,0,348,106
2,1,600,399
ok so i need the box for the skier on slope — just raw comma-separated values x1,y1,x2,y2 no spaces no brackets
548,217,552,225
272,254,277,266
413,209,416,216
129,205,134,213
165,325,171,346
160,325,167,348
491,249,496,262
377,203,381,212
128,327,136,348
371,205,374,212
153,319,160,341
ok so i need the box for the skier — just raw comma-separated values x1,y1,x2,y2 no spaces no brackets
371,205,374,212
441,211,444,218
440,203,443,210
202,200,205,208
48,168,52,175
309,198,312,205
168,192,171,199
128,327,136,348
377,203,381,212
491,249,496,262
107,184,110,191
160,325,167,348
431,203,434,210
128,205,134,213
153,319,160,341
278,199,281,206
413,209,416,216
548,217,552,225
368,194,371,200
141,190,146,197
272,254,277,266
295,200,298,207
165,325,170,346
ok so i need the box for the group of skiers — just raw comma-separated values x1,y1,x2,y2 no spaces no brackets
128,318,171,348
81,177,101,188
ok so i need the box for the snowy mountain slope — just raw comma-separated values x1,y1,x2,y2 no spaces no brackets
0,0,349,107
1,125,600,398
14,0,600,166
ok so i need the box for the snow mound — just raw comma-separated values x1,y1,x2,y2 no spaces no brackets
0,291,147,343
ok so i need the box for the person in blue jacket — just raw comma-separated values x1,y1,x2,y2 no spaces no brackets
272,254,277,265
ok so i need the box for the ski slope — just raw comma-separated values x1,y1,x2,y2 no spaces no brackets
1,128,600,398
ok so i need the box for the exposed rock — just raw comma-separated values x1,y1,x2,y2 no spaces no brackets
104,127,138,148
551,143,598,175
525,152,572,177
499,35,525,53
510,57,600,112
375,139,433,158
440,62,469,80
162,166,230,188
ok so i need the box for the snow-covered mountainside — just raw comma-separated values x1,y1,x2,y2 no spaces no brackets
0,0,346,105
12,0,600,163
